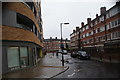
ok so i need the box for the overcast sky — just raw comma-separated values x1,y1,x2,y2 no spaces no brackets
41,0,116,40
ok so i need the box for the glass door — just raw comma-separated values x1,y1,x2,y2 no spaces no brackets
20,47,28,68
7,47,20,70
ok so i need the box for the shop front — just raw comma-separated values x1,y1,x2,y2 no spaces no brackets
2,41,42,74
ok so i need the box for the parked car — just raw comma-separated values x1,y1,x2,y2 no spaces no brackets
58,49,68,54
71,52,78,58
77,51,90,60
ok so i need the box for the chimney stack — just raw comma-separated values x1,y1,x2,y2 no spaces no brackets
87,18,91,24
81,22,84,27
66,38,68,40
96,14,98,18
50,37,52,39
116,1,120,5
55,37,57,39
73,30,76,33
50,37,52,41
76,27,79,31
100,7,106,15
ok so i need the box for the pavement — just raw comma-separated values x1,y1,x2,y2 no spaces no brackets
2,53,69,79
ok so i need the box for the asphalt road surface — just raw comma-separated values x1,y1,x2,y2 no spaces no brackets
53,53,120,79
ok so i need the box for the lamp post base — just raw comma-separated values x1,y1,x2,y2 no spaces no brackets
62,53,64,66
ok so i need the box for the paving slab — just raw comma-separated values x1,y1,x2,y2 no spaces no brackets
2,53,69,79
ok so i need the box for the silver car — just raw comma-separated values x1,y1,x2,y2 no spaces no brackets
77,51,90,60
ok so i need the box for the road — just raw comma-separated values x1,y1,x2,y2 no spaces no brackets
53,53,120,78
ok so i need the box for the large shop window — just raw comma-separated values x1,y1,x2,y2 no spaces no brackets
7,47,34,71
7,47,20,70
20,47,28,68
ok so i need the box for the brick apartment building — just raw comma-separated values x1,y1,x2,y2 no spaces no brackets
70,2,120,63
1,0,43,73
70,27,80,50
43,37,70,52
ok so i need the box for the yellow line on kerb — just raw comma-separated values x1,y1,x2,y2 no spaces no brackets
39,66,67,68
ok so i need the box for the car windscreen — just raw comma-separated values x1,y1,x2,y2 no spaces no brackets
63,50,67,53
81,52,87,56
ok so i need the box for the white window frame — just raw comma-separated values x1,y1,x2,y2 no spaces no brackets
106,24,110,30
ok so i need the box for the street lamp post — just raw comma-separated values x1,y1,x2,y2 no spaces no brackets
60,23,69,66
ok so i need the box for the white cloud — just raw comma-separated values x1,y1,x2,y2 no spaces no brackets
41,0,116,39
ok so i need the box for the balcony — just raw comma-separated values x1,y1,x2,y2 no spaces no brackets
16,24,32,31
17,13,34,29
25,2,34,10
19,0,34,10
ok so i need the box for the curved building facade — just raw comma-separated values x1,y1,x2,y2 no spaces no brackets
1,1,43,74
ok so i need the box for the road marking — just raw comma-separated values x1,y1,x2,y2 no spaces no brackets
68,73,75,77
74,69,81,72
